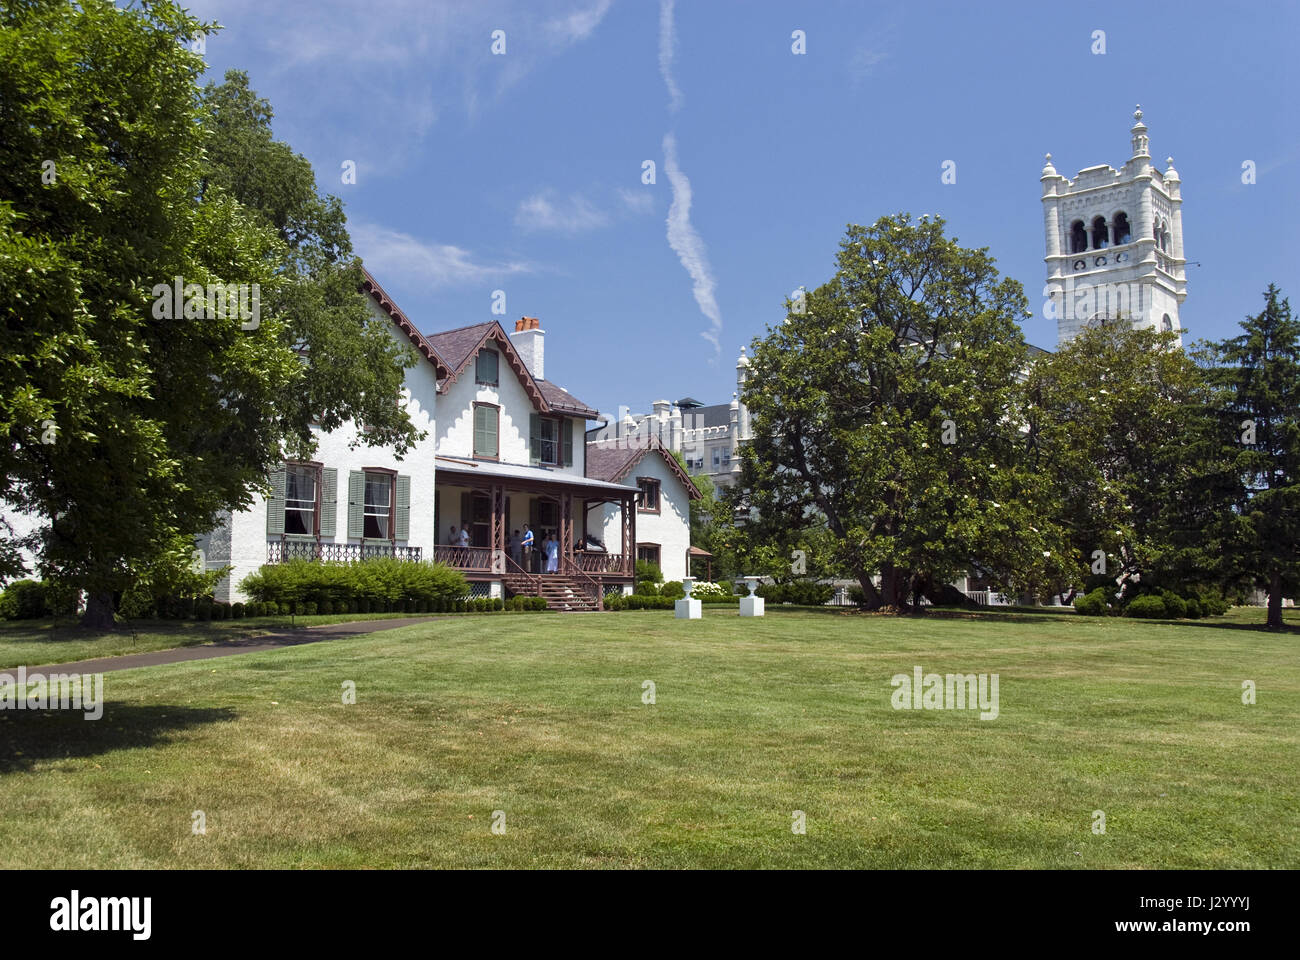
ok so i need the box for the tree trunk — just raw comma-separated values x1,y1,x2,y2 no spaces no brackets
853,569,883,610
81,591,117,631
1267,569,1283,630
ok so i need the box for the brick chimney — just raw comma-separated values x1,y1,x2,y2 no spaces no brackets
510,316,544,380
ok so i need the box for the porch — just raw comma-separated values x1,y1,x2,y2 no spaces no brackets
432,457,639,610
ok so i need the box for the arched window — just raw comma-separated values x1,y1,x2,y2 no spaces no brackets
1070,220,1088,254
1161,314,1172,333
1112,212,1131,245
1091,216,1109,250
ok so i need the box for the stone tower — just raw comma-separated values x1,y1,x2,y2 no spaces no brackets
1042,106,1186,346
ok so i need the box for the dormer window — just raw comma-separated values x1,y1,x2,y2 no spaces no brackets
476,349,499,386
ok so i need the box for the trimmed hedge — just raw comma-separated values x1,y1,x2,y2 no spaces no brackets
239,558,468,609
0,580,51,619
758,580,834,606
1126,595,1168,619
1073,587,1110,616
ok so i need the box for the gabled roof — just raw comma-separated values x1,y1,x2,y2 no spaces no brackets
585,437,702,500
426,319,601,418
359,267,452,381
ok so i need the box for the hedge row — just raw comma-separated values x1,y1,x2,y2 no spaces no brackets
605,593,742,610
758,581,834,606
155,594,552,619
239,558,468,607
1074,587,1231,619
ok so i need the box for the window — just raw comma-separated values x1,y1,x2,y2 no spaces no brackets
285,464,318,535
637,477,660,513
473,403,499,459
711,447,724,470
1112,211,1131,245
538,417,558,464
363,472,393,539
1090,216,1109,250
1069,220,1088,254
530,415,573,466
475,349,499,386
1161,314,1173,333
637,544,661,566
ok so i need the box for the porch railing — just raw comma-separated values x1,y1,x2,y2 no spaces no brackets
573,551,632,576
433,545,493,571
267,540,421,563
561,556,603,610
502,554,540,596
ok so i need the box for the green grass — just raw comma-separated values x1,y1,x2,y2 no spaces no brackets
0,611,457,669
0,607,1296,868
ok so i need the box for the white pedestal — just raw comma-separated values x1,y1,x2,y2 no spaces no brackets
674,598,701,619
739,596,765,617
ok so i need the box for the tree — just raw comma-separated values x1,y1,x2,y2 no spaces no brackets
0,2,419,627
734,215,1067,612
1201,285,1300,629
1023,322,1223,601
199,72,421,459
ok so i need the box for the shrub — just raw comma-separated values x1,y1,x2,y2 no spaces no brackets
1184,597,1203,619
230,602,245,619
634,559,663,586
492,597,503,611
759,580,833,606
0,580,50,620
634,580,659,596
1160,591,1187,620
687,580,732,600
1126,595,1168,619
1073,587,1109,616
300,601,316,616
530,597,548,611
659,581,685,599
238,558,468,611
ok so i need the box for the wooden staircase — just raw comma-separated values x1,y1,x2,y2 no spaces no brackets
502,571,601,612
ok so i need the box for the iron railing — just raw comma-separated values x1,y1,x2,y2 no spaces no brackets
267,540,421,563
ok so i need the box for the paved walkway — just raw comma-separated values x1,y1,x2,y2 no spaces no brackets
20,617,441,675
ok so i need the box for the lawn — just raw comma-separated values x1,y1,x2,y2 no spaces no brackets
0,611,439,670
0,607,1296,868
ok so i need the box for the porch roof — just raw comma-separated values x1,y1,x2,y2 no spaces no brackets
435,456,636,496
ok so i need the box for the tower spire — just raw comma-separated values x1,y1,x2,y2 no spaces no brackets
1130,104,1150,160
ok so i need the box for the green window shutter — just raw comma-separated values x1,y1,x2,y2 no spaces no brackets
474,405,498,458
320,468,338,538
395,475,410,541
529,413,541,465
347,470,365,539
562,418,574,467
266,466,286,536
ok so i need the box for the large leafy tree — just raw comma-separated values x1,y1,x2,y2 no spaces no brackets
199,71,420,459
733,215,1068,612
1023,323,1224,599
1200,285,1300,629
0,1,416,627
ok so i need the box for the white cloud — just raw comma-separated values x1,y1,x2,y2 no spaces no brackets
351,222,533,288
662,133,721,353
658,0,683,113
546,0,613,44
515,191,611,234
618,187,655,215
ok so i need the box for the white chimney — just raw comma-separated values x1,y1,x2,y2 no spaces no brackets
510,317,544,380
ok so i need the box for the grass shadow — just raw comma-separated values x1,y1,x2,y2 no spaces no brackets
0,704,237,773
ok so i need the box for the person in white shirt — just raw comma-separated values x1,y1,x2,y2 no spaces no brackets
544,531,559,574
457,525,471,548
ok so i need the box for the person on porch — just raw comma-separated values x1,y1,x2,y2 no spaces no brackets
509,529,522,568
544,531,559,574
457,525,470,549
447,525,459,546
521,524,534,572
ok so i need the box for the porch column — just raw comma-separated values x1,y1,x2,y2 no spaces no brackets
561,492,574,564
491,483,505,574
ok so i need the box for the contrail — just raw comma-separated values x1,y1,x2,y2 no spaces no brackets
663,132,722,354
658,0,683,113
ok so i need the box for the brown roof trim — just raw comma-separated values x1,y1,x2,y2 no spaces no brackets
440,322,549,410
358,267,452,381
586,437,702,501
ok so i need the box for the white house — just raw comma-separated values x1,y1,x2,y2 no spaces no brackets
586,437,702,582
5,269,700,612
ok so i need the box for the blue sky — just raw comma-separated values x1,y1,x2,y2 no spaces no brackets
188,0,1298,420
